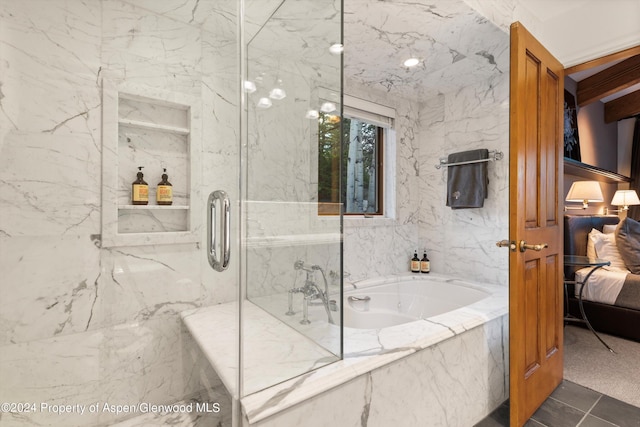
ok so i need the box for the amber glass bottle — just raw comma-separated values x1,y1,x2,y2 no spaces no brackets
420,250,430,274
156,168,173,205
411,251,420,273
132,166,148,205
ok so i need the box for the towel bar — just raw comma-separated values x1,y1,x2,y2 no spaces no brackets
435,150,503,169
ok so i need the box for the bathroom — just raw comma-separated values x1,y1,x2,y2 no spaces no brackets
0,0,504,425
0,0,629,426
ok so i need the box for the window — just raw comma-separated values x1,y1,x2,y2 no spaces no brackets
317,114,384,215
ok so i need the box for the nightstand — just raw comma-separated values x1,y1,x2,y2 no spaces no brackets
564,255,615,353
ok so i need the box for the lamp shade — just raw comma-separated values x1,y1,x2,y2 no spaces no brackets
611,190,640,208
565,181,604,203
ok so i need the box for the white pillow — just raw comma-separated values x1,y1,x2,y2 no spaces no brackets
587,228,601,263
603,224,617,234
591,232,629,272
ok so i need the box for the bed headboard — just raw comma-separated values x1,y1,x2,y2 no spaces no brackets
564,214,619,278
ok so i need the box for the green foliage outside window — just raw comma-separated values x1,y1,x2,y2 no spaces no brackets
318,113,381,214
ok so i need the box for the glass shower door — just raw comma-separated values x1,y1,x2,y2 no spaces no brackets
241,0,343,396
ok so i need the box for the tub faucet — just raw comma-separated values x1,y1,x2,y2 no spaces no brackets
289,260,335,325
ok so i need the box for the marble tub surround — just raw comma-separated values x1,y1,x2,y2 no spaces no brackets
245,315,508,427
181,301,339,397
182,273,507,425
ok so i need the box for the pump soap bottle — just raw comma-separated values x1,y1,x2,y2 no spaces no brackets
420,250,430,274
156,168,173,205
132,166,148,205
411,250,420,273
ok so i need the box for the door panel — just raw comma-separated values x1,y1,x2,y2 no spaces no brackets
510,22,564,426
523,259,540,377
544,255,561,356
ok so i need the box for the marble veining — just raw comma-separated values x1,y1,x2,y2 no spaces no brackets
344,0,509,101
1,0,516,425
182,273,507,424
0,1,237,426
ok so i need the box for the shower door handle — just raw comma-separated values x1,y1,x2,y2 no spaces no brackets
207,190,230,272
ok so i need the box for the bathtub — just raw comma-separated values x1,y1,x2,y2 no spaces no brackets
239,273,509,425
184,273,509,425
344,276,490,329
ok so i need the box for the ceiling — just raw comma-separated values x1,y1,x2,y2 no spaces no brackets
567,49,640,122
343,0,509,100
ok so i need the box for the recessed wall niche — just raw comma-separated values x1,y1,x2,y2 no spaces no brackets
101,79,202,247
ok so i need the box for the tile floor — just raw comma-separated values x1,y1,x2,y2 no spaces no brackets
475,380,640,427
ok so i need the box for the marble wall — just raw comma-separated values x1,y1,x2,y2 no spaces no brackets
418,69,510,287
342,82,422,282
342,79,510,285
0,0,238,425
1,0,509,426
342,5,510,286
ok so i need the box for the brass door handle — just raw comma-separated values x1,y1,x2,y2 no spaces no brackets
496,240,517,251
519,241,548,252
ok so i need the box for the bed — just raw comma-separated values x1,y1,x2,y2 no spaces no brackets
564,214,640,343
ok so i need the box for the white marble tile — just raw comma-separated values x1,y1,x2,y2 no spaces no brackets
0,235,101,346
182,274,507,424
0,130,101,238
0,232,215,347
0,2,517,427
418,72,510,286
241,315,508,426
119,0,216,29
0,0,102,136
182,301,341,398
343,0,509,101
0,2,236,425
341,81,423,282
95,243,206,326
109,390,232,427
0,315,216,427
101,0,203,97
0,329,103,427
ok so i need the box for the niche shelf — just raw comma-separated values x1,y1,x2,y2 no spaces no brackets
564,158,630,183
101,79,202,247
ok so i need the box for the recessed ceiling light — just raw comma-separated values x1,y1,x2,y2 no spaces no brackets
305,109,320,119
403,57,420,67
269,87,286,100
320,102,337,113
257,97,272,109
329,43,344,55
243,80,256,93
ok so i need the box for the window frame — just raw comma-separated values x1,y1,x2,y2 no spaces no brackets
317,114,386,216
314,93,395,217
342,122,384,216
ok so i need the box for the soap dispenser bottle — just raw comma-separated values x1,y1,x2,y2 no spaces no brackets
156,168,173,206
420,250,430,274
132,166,148,205
411,250,420,273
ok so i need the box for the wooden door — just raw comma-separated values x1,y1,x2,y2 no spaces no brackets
509,22,564,426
